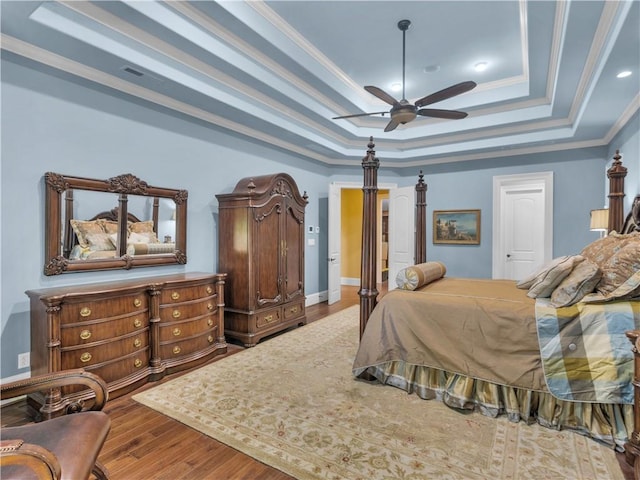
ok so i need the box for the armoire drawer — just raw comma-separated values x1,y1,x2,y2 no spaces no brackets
158,315,217,342
284,301,305,321
61,313,148,345
256,307,282,329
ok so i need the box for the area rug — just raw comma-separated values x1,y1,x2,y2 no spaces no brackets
133,305,624,479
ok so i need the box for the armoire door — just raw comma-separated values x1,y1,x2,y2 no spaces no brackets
284,200,305,301
254,198,282,308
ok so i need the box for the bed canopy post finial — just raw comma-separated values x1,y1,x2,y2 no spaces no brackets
359,136,380,339
607,149,627,233
415,170,427,264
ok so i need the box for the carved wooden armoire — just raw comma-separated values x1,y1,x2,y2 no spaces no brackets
216,173,308,346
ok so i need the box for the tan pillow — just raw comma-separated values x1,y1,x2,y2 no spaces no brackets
128,231,152,244
525,255,584,298
98,219,119,234
396,261,446,291
84,232,116,251
580,232,631,266
550,259,601,307
69,219,105,248
583,270,640,303
129,221,159,243
596,240,640,296
517,255,579,289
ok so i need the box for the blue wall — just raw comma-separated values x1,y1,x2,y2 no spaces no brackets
2,56,636,379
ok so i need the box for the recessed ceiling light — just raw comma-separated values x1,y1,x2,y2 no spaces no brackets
617,70,632,78
474,62,488,72
390,82,402,92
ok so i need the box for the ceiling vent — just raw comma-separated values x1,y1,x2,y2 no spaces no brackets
122,66,144,77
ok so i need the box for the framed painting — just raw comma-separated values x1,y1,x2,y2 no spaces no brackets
433,209,481,245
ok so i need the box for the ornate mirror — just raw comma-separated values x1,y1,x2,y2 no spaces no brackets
44,172,187,275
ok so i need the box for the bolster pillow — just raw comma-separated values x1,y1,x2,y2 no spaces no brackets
396,261,447,291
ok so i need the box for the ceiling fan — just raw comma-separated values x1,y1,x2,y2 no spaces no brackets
332,19,477,132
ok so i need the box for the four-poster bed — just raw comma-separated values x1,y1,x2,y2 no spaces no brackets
354,139,640,469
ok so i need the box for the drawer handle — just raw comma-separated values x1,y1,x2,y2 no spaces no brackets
80,307,91,317
290,306,298,314
264,314,275,324
134,358,142,368
208,335,214,343
133,298,142,307
172,309,181,319
79,329,92,340
207,303,214,311
134,338,142,348
173,346,181,355
134,318,142,328
80,352,92,363
172,327,181,337
206,286,213,294
207,318,213,327
171,291,180,300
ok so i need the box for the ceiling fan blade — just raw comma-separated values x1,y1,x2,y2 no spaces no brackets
332,111,389,120
414,81,477,108
417,108,469,120
364,86,400,106
384,119,400,132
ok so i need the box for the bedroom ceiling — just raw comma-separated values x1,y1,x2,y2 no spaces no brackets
1,1,639,170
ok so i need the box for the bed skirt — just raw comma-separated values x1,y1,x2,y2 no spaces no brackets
355,361,633,451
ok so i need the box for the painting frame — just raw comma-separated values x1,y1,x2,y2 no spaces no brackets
433,209,481,245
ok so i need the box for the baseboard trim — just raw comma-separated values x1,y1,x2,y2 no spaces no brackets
306,291,328,307
341,277,360,286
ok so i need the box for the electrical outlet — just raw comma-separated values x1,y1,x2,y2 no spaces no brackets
18,352,30,369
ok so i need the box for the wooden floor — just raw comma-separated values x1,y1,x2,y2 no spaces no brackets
2,284,634,479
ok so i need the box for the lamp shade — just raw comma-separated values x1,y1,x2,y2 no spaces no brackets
590,208,609,231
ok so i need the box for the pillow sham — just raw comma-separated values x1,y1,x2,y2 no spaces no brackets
582,270,640,303
525,255,584,298
129,221,160,243
98,219,119,234
580,231,632,265
595,239,640,296
69,219,105,248
84,232,116,252
396,261,446,291
550,259,601,307
517,255,581,289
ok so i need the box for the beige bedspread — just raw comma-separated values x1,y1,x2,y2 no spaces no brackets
352,277,547,391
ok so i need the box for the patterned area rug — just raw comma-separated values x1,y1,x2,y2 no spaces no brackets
133,305,624,479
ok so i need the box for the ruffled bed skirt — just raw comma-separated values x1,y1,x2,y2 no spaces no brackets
355,361,633,451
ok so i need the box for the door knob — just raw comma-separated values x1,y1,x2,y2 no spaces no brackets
506,254,511,258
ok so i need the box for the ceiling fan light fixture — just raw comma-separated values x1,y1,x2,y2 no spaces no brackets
390,82,402,92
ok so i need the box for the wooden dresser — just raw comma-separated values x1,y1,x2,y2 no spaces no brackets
26,272,226,418
216,173,308,346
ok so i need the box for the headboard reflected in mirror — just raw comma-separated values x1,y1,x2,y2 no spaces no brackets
44,172,187,275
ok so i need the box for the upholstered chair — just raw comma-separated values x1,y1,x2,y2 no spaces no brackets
1,369,111,480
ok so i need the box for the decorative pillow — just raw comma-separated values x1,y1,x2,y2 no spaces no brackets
595,240,640,296
550,259,601,307
127,242,175,255
525,255,584,298
583,270,640,303
129,221,159,243
84,232,116,251
98,219,119,234
128,231,152,244
580,231,630,266
69,220,105,248
517,255,581,290
396,261,446,291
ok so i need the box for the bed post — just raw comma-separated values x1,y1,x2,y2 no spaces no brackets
607,150,626,233
415,171,427,264
359,137,379,339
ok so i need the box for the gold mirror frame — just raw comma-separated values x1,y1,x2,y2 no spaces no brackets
44,172,187,275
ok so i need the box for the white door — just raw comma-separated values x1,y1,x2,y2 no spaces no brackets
492,173,553,280
388,186,415,290
327,182,342,304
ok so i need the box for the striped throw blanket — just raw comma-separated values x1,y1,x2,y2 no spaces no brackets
536,298,640,404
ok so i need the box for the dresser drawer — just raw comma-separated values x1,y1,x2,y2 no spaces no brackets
256,307,282,329
283,301,305,321
159,297,218,322
160,283,216,304
60,330,149,369
159,331,218,359
158,315,217,342
61,293,148,324
61,312,148,345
